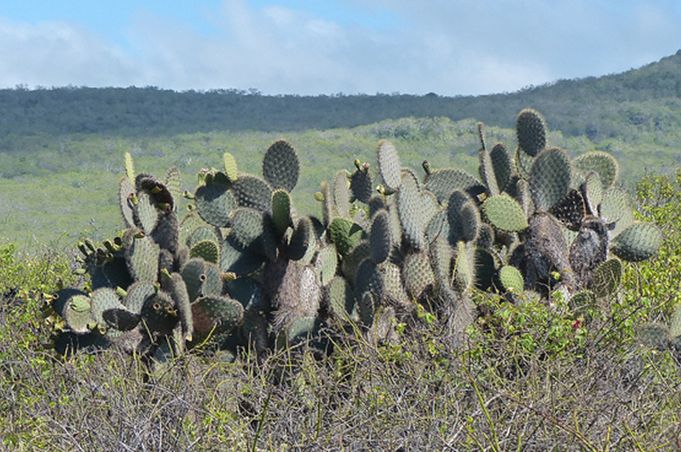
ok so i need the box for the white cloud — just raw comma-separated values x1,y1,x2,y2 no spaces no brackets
0,0,679,94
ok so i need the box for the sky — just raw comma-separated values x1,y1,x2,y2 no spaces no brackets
0,0,680,96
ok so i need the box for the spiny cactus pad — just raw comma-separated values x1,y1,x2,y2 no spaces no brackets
223,152,239,182
498,265,524,293
195,177,237,228
369,210,392,264
232,175,272,212
397,171,426,250
262,140,299,192
190,239,220,264
191,295,244,345
377,140,402,193
424,168,485,203
611,222,662,262
482,194,529,232
573,151,619,190
329,218,364,257
490,143,512,192
516,108,547,157
529,147,571,211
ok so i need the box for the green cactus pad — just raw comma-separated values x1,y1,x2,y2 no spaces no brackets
136,174,174,211
190,239,220,264
232,175,272,212
119,177,135,228
350,166,373,204
600,188,634,232
125,234,160,283
490,143,512,192
529,147,572,211
479,147,499,196
403,252,435,300
220,237,264,276
429,236,452,285
425,209,448,243
581,171,603,215
271,189,292,237
90,288,125,328
102,308,140,332
123,281,157,313
55,290,94,334
589,258,622,297
516,108,547,157
473,248,496,291
611,222,662,262
497,265,524,293
191,295,244,345
573,151,619,190
341,240,370,281
262,140,300,192
397,170,426,250
326,276,355,322
476,223,495,249
355,258,383,305
226,277,265,311
223,152,239,182
136,192,159,234
194,178,237,228
164,272,193,340
447,191,480,244
358,291,376,327
187,226,220,249
333,170,351,217
314,245,338,287
369,210,392,264
424,168,485,203
383,262,409,307
368,195,386,218
453,241,475,292
288,217,315,261
229,207,265,251
180,258,207,302
277,316,317,348
482,194,529,232
377,140,402,192
329,217,364,256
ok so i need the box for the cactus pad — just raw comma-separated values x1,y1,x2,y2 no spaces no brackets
529,147,571,211
573,151,619,190
262,140,299,192
397,171,426,250
195,177,237,227
497,265,524,293
191,295,244,344
490,143,512,192
377,140,402,192
403,252,435,300
329,217,364,256
424,168,485,203
482,194,528,232
369,210,392,264
190,239,220,264
271,189,292,237
611,222,662,262
516,108,547,157
350,166,373,204
232,175,272,212
223,152,239,182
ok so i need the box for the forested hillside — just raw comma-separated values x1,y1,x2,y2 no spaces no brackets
0,50,680,142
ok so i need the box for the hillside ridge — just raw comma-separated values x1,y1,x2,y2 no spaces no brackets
0,51,680,144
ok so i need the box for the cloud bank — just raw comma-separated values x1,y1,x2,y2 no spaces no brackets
0,0,679,95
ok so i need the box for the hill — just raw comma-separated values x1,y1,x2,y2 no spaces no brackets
0,50,680,142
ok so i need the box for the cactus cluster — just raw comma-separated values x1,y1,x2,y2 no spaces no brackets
50,108,664,360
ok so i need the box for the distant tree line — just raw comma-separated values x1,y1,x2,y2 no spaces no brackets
0,51,679,148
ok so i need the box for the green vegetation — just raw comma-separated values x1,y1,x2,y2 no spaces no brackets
0,169,679,448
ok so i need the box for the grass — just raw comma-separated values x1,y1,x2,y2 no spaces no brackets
1,115,678,248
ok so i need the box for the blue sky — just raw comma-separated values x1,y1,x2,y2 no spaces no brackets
0,0,679,95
